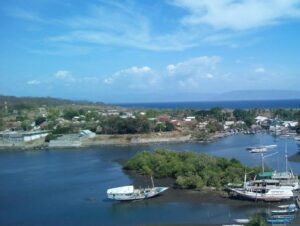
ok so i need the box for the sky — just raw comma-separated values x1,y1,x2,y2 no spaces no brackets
1,0,300,103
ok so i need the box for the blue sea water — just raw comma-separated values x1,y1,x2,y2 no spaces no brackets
117,99,300,109
1,134,300,226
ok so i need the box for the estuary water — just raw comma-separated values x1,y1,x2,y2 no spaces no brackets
1,134,300,226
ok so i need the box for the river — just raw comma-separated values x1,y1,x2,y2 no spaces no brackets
0,133,300,226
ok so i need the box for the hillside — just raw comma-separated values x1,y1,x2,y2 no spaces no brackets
0,95,110,109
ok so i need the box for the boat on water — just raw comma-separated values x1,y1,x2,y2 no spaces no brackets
234,218,250,224
267,215,294,224
107,185,168,201
271,203,298,215
246,144,277,153
248,147,267,153
107,176,168,201
258,171,299,190
228,173,295,202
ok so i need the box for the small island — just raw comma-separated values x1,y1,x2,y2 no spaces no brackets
124,149,262,190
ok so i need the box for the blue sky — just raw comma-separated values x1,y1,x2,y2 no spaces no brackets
1,0,300,103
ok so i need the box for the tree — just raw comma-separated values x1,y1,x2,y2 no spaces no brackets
63,108,79,120
35,116,46,126
21,120,32,131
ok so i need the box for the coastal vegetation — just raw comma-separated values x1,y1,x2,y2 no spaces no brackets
124,149,263,190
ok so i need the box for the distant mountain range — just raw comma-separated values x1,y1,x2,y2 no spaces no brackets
1,90,300,106
0,95,107,109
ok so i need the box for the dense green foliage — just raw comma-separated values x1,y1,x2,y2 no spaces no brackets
233,109,256,127
124,149,261,190
272,109,300,121
101,116,151,134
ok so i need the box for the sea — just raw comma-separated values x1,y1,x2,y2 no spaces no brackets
117,99,300,109
1,133,300,226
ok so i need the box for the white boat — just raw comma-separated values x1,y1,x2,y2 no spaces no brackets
229,185,294,201
258,171,299,190
228,174,295,202
234,218,250,224
107,185,168,201
263,144,277,149
256,142,299,190
248,147,267,153
271,203,297,214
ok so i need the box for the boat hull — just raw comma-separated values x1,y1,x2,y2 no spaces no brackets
107,187,168,201
229,188,294,202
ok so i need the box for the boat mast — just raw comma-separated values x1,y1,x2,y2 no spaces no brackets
285,139,288,173
261,152,278,173
261,153,264,173
150,175,155,188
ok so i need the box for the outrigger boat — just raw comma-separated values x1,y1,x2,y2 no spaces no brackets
107,176,168,201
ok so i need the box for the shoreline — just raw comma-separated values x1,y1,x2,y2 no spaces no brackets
0,131,229,151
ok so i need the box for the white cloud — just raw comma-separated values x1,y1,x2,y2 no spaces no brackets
26,80,41,85
10,1,300,51
54,70,74,80
104,66,153,86
166,56,222,76
255,67,265,73
119,66,152,75
171,0,300,30
206,73,214,78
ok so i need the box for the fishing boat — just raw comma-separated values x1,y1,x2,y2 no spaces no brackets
106,176,168,201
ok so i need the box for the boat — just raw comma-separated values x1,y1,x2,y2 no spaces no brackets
247,144,277,153
234,218,250,224
257,171,299,190
267,215,294,224
271,203,297,214
106,176,168,201
263,144,277,149
256,142,299,190
248,147,267,153
228,174,295,202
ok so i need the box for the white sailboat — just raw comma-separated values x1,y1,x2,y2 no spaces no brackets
107,176,168,201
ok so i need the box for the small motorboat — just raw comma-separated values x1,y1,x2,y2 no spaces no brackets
234,219,250,224
271,203,297,214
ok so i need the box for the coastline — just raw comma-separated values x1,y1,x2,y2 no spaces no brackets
0,131,229,151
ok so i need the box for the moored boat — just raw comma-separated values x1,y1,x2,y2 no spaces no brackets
228,174,295,202
107,185,168,201
107,176,168,201
271,203,297,215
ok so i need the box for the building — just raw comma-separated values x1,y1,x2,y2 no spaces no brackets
0,131,49,144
